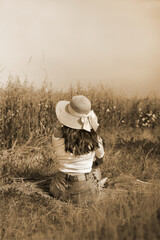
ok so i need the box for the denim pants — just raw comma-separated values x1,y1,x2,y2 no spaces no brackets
49,170,103,204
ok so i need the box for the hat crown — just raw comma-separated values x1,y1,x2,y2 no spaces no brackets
55,95,99,131
70,95,91,114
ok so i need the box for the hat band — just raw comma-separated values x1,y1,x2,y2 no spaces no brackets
68,104,88,118
68,104,99,132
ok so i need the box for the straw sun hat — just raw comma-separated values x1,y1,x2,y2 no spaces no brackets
55,95,99,132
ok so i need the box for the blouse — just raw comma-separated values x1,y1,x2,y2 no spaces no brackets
52,131,104,175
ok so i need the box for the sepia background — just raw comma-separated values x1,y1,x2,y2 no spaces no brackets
0,0,160,96
1,1,160,240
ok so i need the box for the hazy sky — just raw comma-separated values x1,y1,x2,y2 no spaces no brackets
0,0,160,96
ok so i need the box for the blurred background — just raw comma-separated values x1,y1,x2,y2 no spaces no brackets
0,0,160,97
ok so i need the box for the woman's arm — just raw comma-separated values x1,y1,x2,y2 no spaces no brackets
94,136,105,166
95,136,105,158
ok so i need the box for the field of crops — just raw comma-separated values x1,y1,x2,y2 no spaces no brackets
1,77,160,149
0,78,160,240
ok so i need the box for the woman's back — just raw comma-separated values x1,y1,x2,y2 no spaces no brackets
53,129,96,175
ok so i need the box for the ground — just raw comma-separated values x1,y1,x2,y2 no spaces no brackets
0,129,160,240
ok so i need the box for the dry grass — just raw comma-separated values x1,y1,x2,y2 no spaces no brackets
0,79,160,239
0,130,160,240
0,179,160,240
1,77,160,149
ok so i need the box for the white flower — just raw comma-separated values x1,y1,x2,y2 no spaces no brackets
106,109,110,112
142,118,146,121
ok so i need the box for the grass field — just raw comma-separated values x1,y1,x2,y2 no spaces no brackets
0,78,160,240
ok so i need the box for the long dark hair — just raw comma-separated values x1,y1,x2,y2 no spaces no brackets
61,126,99,155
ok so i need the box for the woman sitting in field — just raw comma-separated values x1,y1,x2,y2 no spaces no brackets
50,95,107,204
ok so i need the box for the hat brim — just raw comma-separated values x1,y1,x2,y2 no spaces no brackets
56,101,83,129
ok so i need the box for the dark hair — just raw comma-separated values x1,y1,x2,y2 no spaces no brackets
61,126,99,155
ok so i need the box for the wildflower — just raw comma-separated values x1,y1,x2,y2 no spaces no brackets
152,114,156,119
45,105,48,108
106,109,110,112
113,106,116,109
142,123,147,127
121,120,125,123
142,118,146,122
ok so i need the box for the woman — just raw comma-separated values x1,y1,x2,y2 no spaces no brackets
50,95,107,204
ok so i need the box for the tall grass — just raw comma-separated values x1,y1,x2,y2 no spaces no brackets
0,77,160,149
0,77,160,182
0,77,160,240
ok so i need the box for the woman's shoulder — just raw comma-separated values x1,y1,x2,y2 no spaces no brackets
52,129,64,147
53,128,63,138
